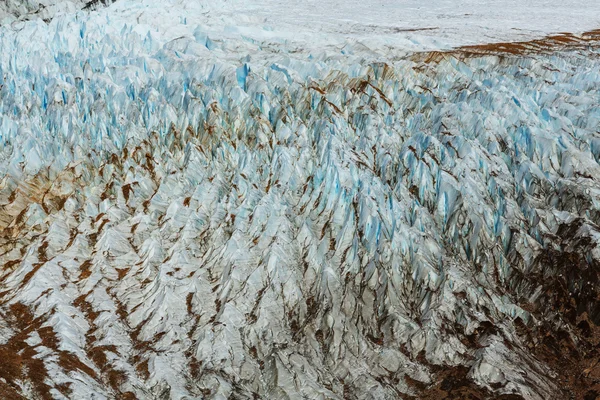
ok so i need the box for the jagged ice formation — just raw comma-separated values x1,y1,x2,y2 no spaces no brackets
1,1,600,399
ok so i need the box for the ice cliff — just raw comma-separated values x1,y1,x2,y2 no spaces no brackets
0,1,600,399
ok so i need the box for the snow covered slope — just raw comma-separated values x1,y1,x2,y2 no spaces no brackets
1,1,600,399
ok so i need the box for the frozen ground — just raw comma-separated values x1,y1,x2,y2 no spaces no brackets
1,1,600,399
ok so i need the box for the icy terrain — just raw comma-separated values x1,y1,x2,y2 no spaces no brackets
1,0,600,399
0,0,115,23
3,0,600,52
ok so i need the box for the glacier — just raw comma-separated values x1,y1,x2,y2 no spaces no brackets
1,0,600,399
0,0,116,23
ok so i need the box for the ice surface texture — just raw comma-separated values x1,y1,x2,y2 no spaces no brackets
0,1,116,23
1,1,600,399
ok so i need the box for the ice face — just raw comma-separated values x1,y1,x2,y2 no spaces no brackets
1,1,600,399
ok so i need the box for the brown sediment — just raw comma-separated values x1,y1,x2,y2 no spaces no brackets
0,303,98,399
412,29,600,63
511,219,600,400
0,304,53,399
115,267,129,280
407,364,525,400
135,358,150,380
408,218,600,399
74,294,133,395
79,259,93,280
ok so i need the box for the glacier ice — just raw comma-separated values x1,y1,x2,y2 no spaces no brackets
0,1,600,400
